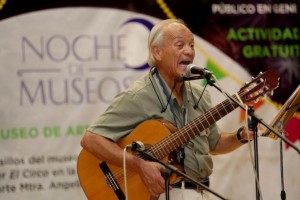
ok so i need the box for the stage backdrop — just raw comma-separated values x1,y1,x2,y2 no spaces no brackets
0,6,299,200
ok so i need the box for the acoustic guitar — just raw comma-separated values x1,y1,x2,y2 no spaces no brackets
77,71,279,200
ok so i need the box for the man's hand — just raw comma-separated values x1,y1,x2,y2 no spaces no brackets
138,160,166,197
240,123,266,141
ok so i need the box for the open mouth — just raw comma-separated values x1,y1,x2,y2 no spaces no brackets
179,60,192,72
179,60,192,67
180,60,191,65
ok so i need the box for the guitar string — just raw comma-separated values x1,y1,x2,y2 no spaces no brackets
149,99,237,158
155,107,235,158
150,88,248,159
152,73,274,159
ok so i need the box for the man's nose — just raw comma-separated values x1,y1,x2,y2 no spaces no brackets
184,46,194,55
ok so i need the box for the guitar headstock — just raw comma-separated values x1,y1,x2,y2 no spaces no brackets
240,71,280,104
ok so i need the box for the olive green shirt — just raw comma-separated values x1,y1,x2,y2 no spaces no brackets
88,69,221,181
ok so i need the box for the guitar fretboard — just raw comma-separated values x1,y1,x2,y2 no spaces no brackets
149,92,242,160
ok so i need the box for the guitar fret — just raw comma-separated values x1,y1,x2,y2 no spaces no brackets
166,140,175,153
186,120,196,138
176,135,183,145
215,104,223,119
182,128,192,143
209,111,217,122
178,133,186,144
161,146,168,157
220,101,229,115
192,123,200,133
179,131,189,144
219,100,229,116
151,142,162,158
173,136,181,147
200,118,207,129
156,150,163,159
229,99,236,110
227,100,236,111
192,126,199,137
158,141,167,157
199,117,209,129
193,120,204,136
206,111,216,126
186,131,193,140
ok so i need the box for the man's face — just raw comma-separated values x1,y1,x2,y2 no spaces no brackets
157,23,195,79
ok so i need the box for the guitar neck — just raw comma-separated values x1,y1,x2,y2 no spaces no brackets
149,91,242,160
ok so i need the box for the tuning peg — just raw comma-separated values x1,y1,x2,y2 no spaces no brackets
268,90,274,96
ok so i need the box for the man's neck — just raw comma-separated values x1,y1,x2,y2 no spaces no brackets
159,71,184,105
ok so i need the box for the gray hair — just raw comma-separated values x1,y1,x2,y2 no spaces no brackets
147,19,187,67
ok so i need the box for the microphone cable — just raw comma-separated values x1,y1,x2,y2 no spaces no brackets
236,95,264,200
123,144,132,200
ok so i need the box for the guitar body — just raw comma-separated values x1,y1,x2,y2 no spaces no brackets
77,119,175,200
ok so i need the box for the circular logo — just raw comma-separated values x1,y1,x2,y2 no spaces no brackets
118,18,154,70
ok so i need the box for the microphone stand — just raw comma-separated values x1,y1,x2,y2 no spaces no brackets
204,76,300,200
280,137,286,200
136,149,228,200
248,106,260,200
273,121,287,200
161,162,172,200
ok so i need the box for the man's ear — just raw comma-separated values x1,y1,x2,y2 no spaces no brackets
151,45,162,61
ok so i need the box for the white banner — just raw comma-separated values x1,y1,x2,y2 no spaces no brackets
0,8,155,200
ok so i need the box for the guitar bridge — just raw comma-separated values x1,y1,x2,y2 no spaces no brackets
99,162,125,200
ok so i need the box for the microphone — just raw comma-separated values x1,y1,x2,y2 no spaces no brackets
127,141,145,151
186,64,213,77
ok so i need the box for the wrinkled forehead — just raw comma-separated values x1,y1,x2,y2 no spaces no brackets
163,23,194,42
